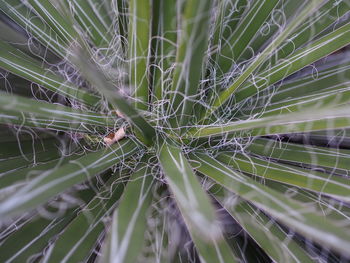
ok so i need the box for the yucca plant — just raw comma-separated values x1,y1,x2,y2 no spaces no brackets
1,0,350,262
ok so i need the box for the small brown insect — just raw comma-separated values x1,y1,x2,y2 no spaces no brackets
103,127,125,146
111,110,124,118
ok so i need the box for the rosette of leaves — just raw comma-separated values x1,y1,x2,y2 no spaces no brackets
1,0,350,262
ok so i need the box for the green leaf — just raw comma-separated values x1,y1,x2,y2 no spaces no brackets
0,92,116,133
217,152,350,202
0,92,115,127
0,109,102,133
0,181,99,263
187,105,350,139
236,61,350,118
43,173,126,263
0,41,100,106
0,148,60,174
65,0,113,47
0,0,67,57
189,152,350,257
0,139,138,218
268,62,350,105
205,0,265,114
151,0,177,101
114,0,128,51
157,141,217,237
0,154,81,191
232,21,350,105
68,49,156,146
128,0,151,110
246,138,350,172
246,85,350,118
211,190,313,263
27,0,77,44
260,0,350,70
217,0,279,72
0,137,59,158
0,211,76,262
211,0,249,56
238,0,304,63
206,0,327,116
168,0,212,128
89,0,113,31
264,179,350,222
0,20,50,59
157,141,237,262
99,154,155,263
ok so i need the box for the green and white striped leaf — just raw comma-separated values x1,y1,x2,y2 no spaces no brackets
43,173,126,263
169,0,212,128
0,20,50,59
157,141,237,262
241,85,350,118
188,105,350,139
261,0,350,70
217,0,279,72
0,0,67,57
65,0,113,47
217,152,350,202
128,0,151,110
151,0,177,101
189,152,350,257
0,147,60,175
266,85,349,118
211,188,314,263
246,138,350,172
0,153,82,191
232,21,350,105
207,0,322,115
0,109,102,133
99,154,155,263
0,92,115,127
264,179,350,222
239,0,304,63
0,181,99,262
267,62,350,105
0,211,76,263
0,139,138,218
27,0,77,44
237,61,350,118
210,0,249,58
0,92,112,133
0,41,100,106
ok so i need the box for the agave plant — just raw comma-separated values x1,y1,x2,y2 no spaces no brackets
1,0,350,262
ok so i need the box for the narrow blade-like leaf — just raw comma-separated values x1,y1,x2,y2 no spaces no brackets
189,153,350,256
188,105,350,139
207,0,325,116
43,173,126,263
157,141,237,262
211,188,314,263
217,152,350,202
0,92,115,127
99,154,155,263
169,0,212,128
0,139,138,218
233,22,350,105
128,0,151,110
0,41,100,106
